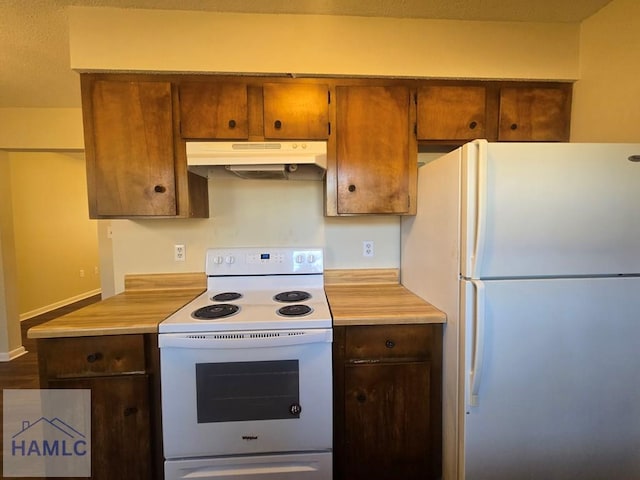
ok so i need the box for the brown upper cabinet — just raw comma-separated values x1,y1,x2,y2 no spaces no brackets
335,84,416,215
83,79,178,217
417,85,487,141
80,74,572,219
263,83,330,139
81,76,208,219
179,82,249,139
498,86,571,141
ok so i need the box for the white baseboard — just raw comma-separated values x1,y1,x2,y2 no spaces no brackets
19,289,102,322
0,346,27,362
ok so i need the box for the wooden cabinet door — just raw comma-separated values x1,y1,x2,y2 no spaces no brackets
49,375,152,480
498,86,571,141
263,83,329,139
89,80,177,217
179,82,248,139
336,85,414,214
417,85,486,140
334,324,443,480
344,362,434,480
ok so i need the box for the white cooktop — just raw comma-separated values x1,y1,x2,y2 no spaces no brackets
159,247,332,333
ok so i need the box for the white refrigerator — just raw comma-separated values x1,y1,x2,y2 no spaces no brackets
400,140,640,480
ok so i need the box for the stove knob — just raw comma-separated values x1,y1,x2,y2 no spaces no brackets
225,255,235,264
295,254,304,264
289,403,302,416
213,256,223,264
307,254,315,263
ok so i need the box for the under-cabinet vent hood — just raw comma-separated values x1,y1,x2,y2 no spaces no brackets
186,141,327,180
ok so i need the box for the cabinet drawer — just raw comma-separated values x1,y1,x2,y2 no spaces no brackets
345,325,433,361
39,335,146,378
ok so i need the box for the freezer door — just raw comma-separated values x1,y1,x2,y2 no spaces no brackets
462,140,640,278
461,277,640,480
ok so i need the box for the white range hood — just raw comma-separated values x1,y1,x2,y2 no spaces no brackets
186,141,327,180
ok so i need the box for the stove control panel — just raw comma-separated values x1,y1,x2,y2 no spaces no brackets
206,247,324,276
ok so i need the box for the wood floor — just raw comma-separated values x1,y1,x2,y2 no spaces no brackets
0,295,101,475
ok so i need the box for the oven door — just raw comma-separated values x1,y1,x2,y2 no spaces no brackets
159,328,332,459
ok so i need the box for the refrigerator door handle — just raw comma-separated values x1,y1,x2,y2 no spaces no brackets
471,140,488,278
469,279,486,407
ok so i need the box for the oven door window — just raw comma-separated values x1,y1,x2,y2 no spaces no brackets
196,360,300,423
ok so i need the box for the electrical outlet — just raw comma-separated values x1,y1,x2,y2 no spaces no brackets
174,244,186,261
79,269,85,278
363,240,374,257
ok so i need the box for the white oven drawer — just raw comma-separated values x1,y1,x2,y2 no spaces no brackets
160,329,332,459
165,452,332,480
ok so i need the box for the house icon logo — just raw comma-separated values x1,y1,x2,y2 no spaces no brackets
3,389,91,477
11,417,88,457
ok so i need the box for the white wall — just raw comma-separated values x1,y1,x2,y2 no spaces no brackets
0,108,84,150
0,108,96,359
0,151,24,360
571,0,640,142
110,171,399,292
69,8,580,81
9,152,100,317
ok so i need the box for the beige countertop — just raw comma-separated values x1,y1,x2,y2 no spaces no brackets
324,269,446,326
27,273,205,339
28,270,445,339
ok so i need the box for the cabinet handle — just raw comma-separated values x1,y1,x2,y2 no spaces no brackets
356,393,367,403
469,121,478,130
348,184,356,192
274,120,282,129
510,123,518,130
154,185,166,193
123,407,138,417
228,119,236,129
385,339,395,348
86,352,103,363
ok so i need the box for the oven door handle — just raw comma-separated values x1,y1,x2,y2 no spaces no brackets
159,328,333,349
179,461,322,477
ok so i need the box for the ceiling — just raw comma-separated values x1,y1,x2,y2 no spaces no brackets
0,0,613,109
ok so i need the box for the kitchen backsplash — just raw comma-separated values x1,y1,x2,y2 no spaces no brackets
108,170,400,293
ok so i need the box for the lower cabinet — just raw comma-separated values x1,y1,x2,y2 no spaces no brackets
333,324,443,480
37,334,162,480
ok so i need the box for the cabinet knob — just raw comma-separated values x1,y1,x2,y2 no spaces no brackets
154,185,166,193
356,393,367,403
86,352,103,363
228,119,236,129
510,123,518,130
469,121,477,130
123,407,138,417
348,184,356,192
385,339,395,349
274,120,282,129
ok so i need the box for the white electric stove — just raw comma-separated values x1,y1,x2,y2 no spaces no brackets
159,247,333,480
